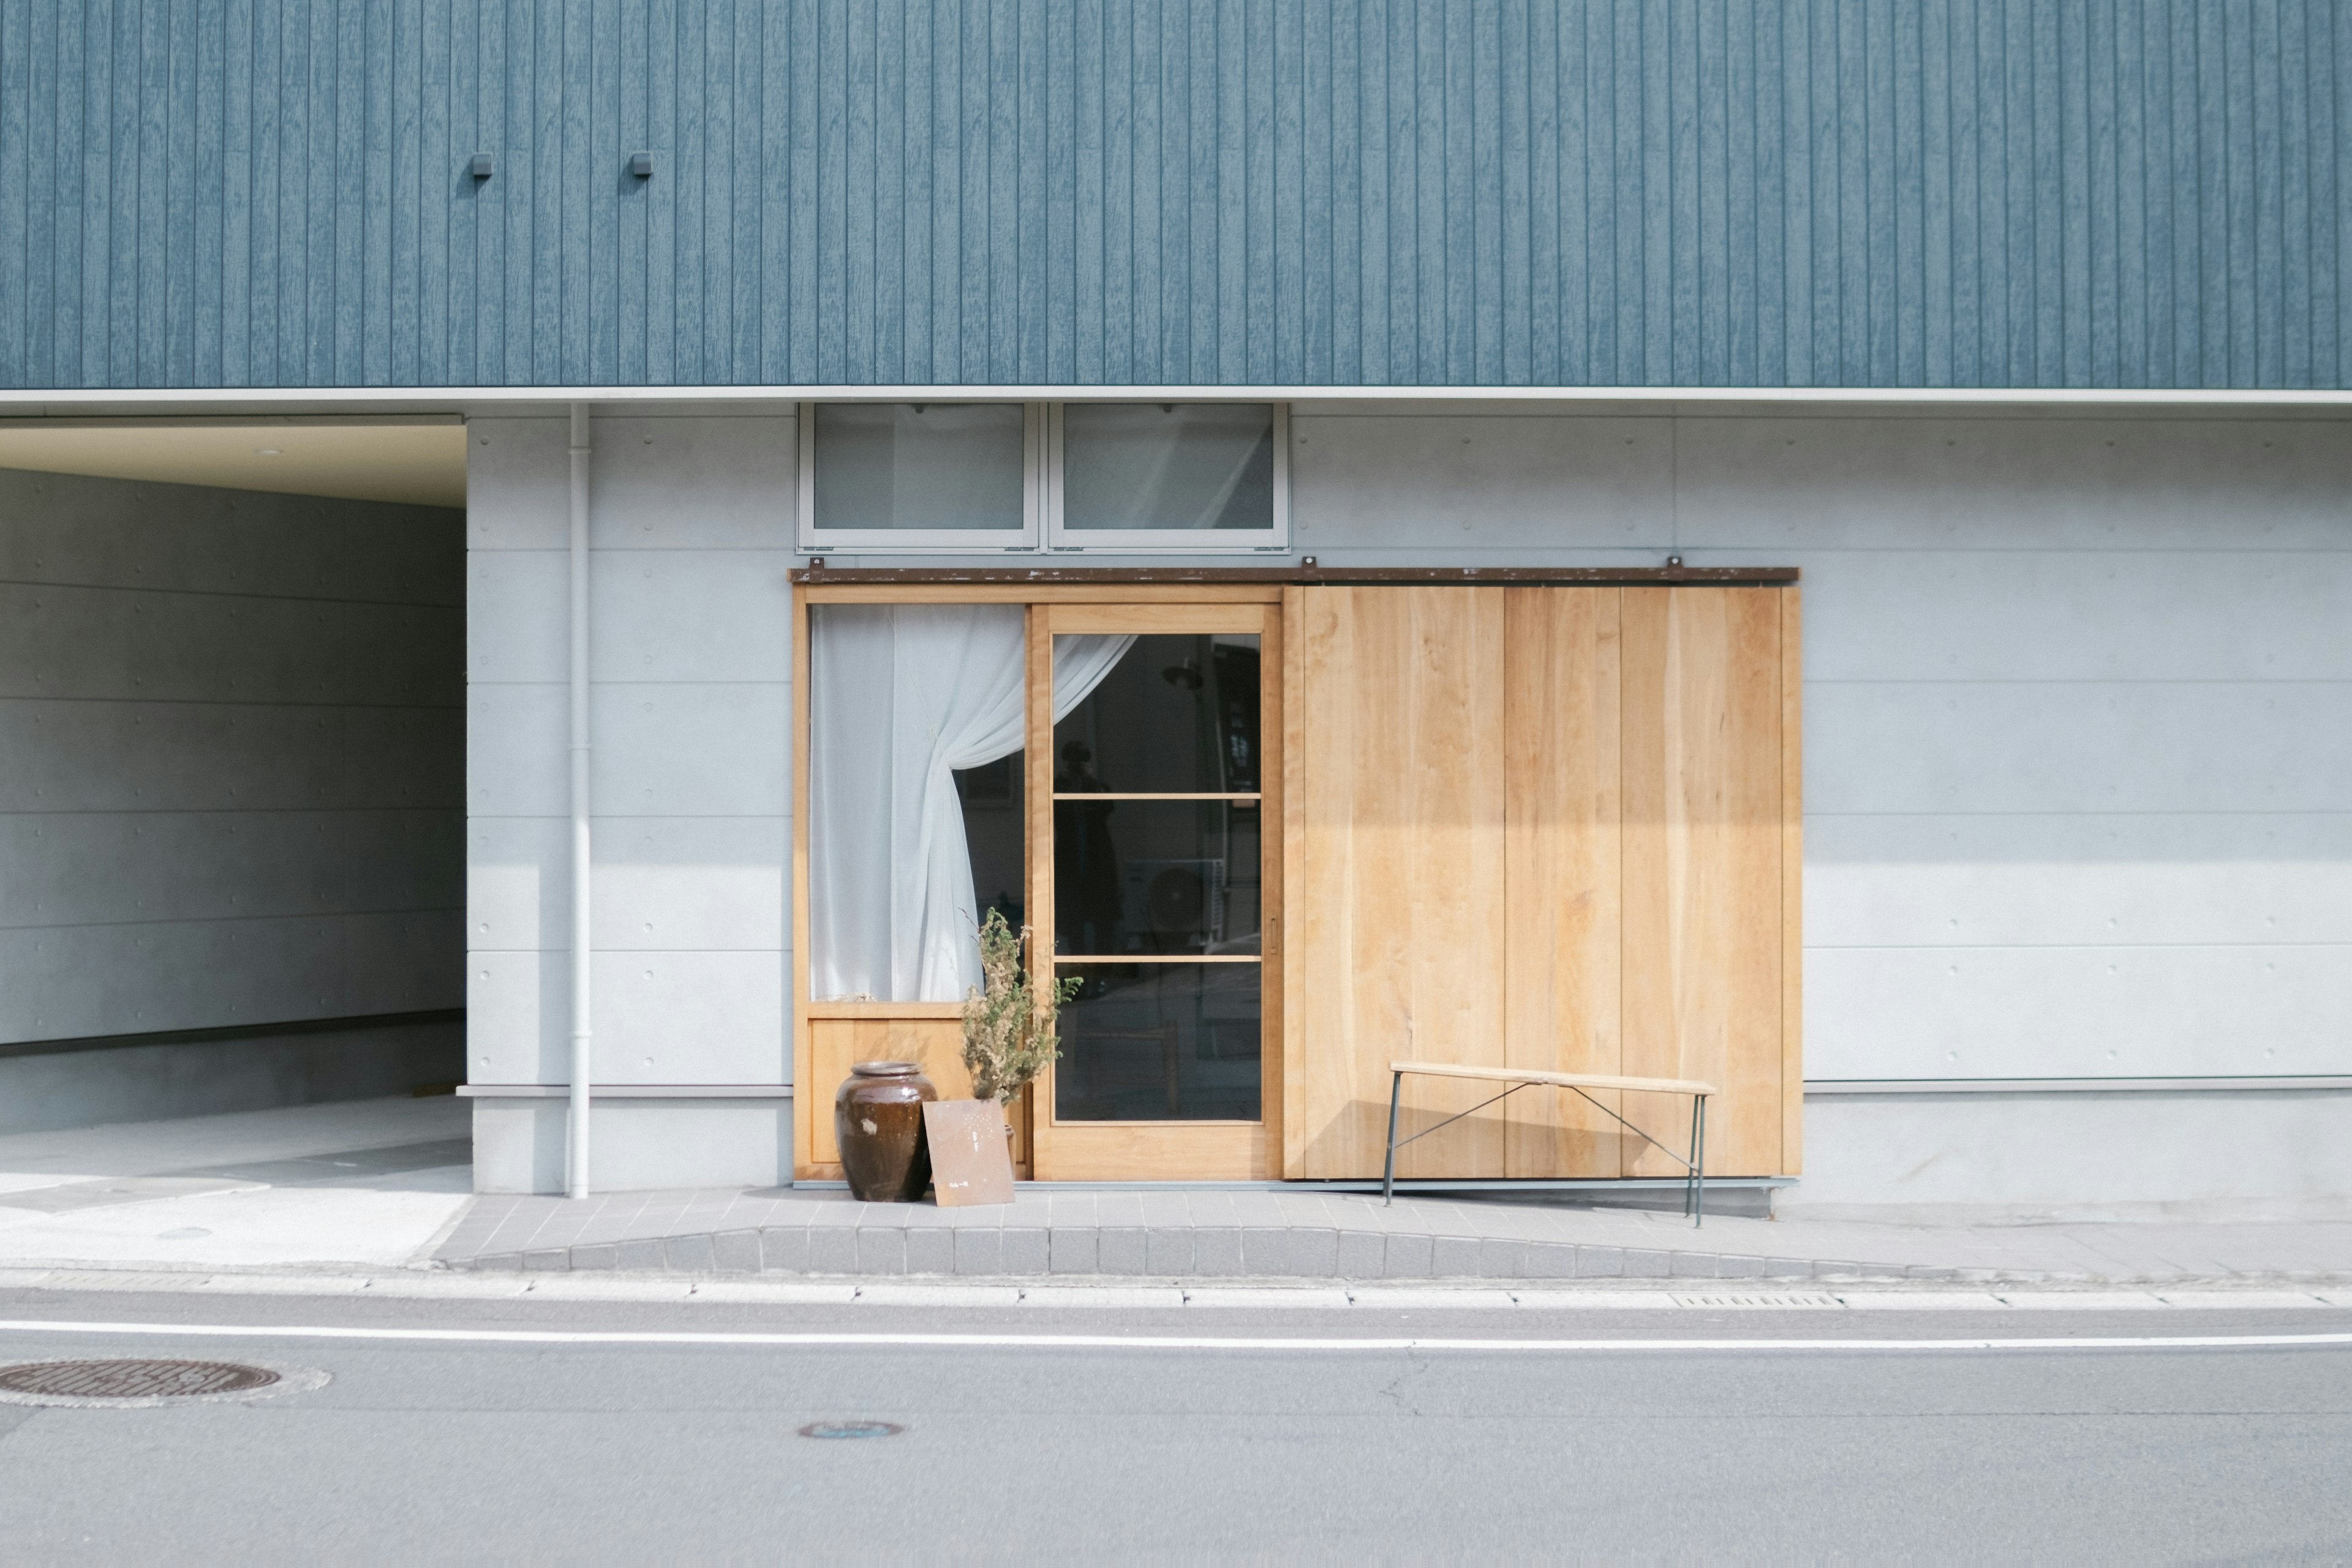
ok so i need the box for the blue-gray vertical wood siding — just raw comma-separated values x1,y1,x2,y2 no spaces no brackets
2,0,2348,388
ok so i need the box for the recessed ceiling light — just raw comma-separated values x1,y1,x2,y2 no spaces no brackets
253,447,282,456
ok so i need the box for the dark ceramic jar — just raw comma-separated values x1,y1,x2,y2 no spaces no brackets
834,1061,938,1202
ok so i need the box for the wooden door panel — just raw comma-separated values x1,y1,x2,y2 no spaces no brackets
1621,586,1785,1177
1502,587,1626,1177
1030,602,1278,1182
1286,586,1509,1179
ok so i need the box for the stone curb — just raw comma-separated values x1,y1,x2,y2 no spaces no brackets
448,1224,1968,1283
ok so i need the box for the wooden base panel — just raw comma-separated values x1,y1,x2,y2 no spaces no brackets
1033,1121,1265,1182
799,1015,1033,1181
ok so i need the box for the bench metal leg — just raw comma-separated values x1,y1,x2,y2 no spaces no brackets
1686,1094,1707,1229
1687,1096,1697,1223
1382,1070,1403,1205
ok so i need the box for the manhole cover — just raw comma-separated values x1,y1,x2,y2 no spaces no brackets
0,1359,326,1408
799,1420,903,1440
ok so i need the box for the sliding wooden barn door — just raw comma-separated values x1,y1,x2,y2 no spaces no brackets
1282,582,1800,1182
1281,586,1509,1180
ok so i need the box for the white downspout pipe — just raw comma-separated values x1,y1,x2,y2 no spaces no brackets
567,403,594,1199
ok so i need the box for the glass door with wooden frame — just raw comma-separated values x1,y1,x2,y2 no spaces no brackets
1026,603,1278,1181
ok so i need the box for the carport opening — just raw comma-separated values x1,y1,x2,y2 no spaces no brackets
0,418,470,1187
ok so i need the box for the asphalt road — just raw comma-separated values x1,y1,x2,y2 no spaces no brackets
0,1291,2346,1562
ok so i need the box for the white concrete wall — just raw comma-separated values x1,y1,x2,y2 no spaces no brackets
469,1095,793,1194
1798,1088,2352,1221
465,411,794,1190
0,466,464,1114
469,402,2352,1205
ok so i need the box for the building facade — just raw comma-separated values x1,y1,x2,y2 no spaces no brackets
2,1,2348,1216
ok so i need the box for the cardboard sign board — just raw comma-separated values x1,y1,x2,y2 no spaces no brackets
923,1099,1017,1207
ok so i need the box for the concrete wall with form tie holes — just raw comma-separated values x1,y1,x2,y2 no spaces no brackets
0,466,465,1132
464,412,795,1193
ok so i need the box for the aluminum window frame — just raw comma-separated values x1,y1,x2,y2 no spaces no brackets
1044,401,1291,554
795,400,1045,554
796,400,1291,556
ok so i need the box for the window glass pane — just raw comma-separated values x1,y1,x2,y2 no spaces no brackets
808,601,1030,1002
1054,799,1259,957
1054,963,1261,1120
1061,403,1275,531
813,404,1025,532
1052,633,1260,795
954,753,1025,937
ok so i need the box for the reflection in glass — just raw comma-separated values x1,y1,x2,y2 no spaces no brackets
1061,404,1276,531
1052,634,1260,797
1055,963,1262,1120
1052,800,1259,957
813,404,1025,532
954,753,1024,936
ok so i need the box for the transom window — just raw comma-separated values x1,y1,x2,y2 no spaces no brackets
796,401,1288,554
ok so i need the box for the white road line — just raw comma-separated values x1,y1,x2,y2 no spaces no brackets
0,1319,2349,1353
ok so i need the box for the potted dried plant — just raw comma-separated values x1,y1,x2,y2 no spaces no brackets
961,909,1082,1125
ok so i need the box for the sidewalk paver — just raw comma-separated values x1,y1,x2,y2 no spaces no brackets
433,1183,2352,1285
5,1097,2344,1287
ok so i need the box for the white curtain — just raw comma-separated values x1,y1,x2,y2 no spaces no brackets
809,604,1134,1002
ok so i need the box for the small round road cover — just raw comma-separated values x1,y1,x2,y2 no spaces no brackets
798,1420,904,1439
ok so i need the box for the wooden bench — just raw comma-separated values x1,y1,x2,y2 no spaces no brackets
1383,1061,1720,1226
